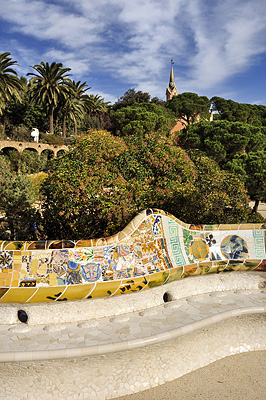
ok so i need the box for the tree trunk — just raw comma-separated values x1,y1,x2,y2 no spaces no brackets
49,106,54,134
74,122,77,137
62,115,66,139
1,121,5,138
252,199,260,213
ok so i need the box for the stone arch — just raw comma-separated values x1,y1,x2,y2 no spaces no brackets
40,149,55,159
20,148,40,174
56,149,66,157
0,147,21,171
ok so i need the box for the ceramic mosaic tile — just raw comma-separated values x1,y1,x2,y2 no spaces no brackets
0,209,265,303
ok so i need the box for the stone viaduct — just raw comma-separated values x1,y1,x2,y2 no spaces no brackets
0,140,68,157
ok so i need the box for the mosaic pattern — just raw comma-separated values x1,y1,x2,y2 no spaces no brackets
0,208,266,303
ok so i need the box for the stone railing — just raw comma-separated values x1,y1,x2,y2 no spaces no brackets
0,140,68,156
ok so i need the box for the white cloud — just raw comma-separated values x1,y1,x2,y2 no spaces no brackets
1,0,266,101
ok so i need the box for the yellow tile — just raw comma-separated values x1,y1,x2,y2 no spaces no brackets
11,280,19,287
49,273,57,286
90,280,121,298
6,272,12,282
62,283,95,301
13,255,22,263
27,287,67,303
13,264,22,272
32,259,39,269
0,288,37,303
0,278,5,286
12,271,20,280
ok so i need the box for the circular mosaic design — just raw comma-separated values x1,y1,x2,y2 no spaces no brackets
220,235,248,260
189,238,209,261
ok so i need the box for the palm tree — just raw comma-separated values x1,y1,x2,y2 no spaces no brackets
66,80,91,137
87,94,109,114
27,62,71,134
0,52,22,116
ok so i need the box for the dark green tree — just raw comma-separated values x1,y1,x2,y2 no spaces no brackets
110,103,176,137
166,92,211,125
229,151,266,213
178,120,266,166
112,88,151,110
211,96,266,126
0,157,40,240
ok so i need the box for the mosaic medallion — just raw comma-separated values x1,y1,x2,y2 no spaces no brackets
220,235,248,259
0,251,13,270
189,238,209,261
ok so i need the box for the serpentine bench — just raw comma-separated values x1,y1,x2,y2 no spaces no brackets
0,208,265,305
1,209,266,399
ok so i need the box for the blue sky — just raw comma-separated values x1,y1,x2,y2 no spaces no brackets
1,0,266,105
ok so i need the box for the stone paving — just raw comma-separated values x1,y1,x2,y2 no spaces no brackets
1,287,266,363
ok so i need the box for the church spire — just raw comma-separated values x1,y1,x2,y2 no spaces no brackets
166,59,178,101
169,65,174,86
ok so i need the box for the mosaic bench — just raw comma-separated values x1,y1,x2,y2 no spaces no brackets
0,209,265,304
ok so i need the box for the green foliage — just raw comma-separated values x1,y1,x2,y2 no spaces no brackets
40,133,64,145
178,119,266,213
112,88,151,110
4,98,47,138
190,157,250,224
0,148,20,171
0,52,23,116
110,103,176,137
41,130,251,239
211,96,266,126
229,151,266,203
166,92,211,125
0,157,39,240
27,62,72,134
29,172,48,202
118,133,196,214
179,120,266,166
20,149,41,173
41,131,131,239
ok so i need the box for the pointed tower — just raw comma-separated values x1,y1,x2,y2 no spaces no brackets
166,64,178,101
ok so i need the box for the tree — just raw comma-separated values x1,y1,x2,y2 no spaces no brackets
190,156,250,224
110,103,176,137
0,53,23,137
166,92,211,125
112,88,151,110
0,156,39,240
61,80,91,137
41,130,251,240
229,151,266,213
0,52,22,117
211,96,266,126
178,120,266,167
27,62,71,134
3,78,47,139
80,94,111,132
41,131,132,239
117,132,196,215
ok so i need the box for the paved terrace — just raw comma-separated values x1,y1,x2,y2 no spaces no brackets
0,272,266,399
